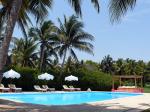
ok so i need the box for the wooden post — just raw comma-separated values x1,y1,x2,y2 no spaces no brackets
112,77,115,90
134,77,137,87
141,77,143,87
119,77,121,86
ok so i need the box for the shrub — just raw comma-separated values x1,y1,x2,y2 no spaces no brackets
71,67,113,91
2,66,115,91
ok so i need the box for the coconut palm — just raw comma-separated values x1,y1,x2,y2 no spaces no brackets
41,49,58,71
0,0,100,81
56,15,94,84
100,55,114,74
58,15,94,67
109,0,136,22
11,37,38,67
114,58,126,75
0,0,53,80
29,20,58,72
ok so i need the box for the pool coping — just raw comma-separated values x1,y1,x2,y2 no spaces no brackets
0,91,143,105
0,92,150,112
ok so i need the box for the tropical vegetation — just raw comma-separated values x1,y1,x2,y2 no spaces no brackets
0,0,149,92
0,0,100,81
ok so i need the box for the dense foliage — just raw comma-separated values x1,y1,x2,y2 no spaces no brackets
2,65,114,91
2,54,150,91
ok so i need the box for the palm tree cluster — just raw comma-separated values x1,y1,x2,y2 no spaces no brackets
0,0,143,82
9,15,94,74
11,37,38,67
0,0,100,81
99,55,146,76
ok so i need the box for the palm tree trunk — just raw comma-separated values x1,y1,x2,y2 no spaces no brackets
62,49,67,69
59,49,67,86
39,45,45,72
0,0,22,82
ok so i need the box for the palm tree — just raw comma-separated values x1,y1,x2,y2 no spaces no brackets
41,49,58,71
109,0,136,22
11,37,38,67
56,15,94,84
114,58,126,75
100,55,114,74
29,20,58,72
0,0,100,81
0,0,53,80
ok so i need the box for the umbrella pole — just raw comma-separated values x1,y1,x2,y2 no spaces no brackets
10,78,12,84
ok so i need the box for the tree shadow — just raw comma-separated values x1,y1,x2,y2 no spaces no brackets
0,99,149,112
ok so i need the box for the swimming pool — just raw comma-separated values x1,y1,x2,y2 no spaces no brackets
0,92,141,105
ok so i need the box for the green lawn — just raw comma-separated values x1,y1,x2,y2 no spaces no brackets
144,85,150,93
144,87,150,93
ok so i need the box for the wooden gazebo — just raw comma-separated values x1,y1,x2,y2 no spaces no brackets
112,75,144,93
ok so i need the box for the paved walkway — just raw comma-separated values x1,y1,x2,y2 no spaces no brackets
0,93,150,112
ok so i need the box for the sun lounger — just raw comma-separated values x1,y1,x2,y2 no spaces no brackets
42,85,55,91
63,85,75,91
34,85,47,92
69,86,81,91
0,84,10,92
8,84,22,92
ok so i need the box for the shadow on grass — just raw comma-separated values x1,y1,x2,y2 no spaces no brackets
0,99,149,112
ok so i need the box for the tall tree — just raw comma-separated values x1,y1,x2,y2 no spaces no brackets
100,55,114,74
11,37,37,67
0,0,53,81
0,0,100,81
29,21,58,72
58,15,94,67
57,15,94,84
114,58,126,75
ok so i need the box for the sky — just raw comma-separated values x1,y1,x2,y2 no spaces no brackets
13,0,150,62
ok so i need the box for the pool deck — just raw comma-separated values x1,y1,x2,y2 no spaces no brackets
0,92,150,112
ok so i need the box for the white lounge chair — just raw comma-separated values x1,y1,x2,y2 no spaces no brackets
34,85,47,92
63,85,75,91
69,86,81,91
8,84,22,92
0,84,10,92
42,85,55,91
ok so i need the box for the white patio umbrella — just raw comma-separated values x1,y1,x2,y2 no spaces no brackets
38,73,54,80
3,69,21,79
65,75,78,81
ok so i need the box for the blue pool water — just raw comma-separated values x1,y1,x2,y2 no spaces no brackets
0,92,141,105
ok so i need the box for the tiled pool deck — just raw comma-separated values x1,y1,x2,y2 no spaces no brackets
0,92,150,112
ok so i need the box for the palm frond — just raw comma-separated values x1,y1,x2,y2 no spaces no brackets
29,0,53,23
70,48,78,62
91,0,100,12
109,0,136,23
58,18,66,34
67,0,100,16
73,32,94,41
59,45,68,58
67,0,82,16
17,18,28,38
73,41,94,55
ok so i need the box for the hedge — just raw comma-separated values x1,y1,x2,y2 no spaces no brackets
73,68,113,91
2,66,115,91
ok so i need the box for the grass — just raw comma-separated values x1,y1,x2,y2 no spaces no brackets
144,87,150,93
144,84,150,93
